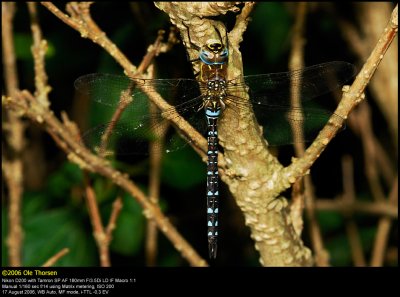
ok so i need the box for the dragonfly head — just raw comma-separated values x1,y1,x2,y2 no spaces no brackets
199,39,229,65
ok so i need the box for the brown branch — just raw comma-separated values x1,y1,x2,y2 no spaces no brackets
83,173,110,267
28,2,50,107
83,176,122,267
355,3,398,146
2,1,24,267
315,199,398,219
286,4,398,180
370,177,398,266
42,1,209,164
41,2,136,74
97,31,166,158
42,248,70,267
345,100,395,196
105,197,123,240
3,91,207,267
341,156,366,267
288,1,307,235
156,2,314,267
146,102,168,266
230,2,255,45
287,2,329,267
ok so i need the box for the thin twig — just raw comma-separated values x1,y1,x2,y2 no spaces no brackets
3,91,208,267
105,197,123,240
41,2,136,74
287,2,330,267
42,248,70,267
370,178,398,266
83,173,110,267
285,4,398,180
288,1,307,236
146,103,168,266
145,61,168,266
341,155,366,266
28,2,50,107
97,30,166,158
2,1,24,267
83,173,123,267
42,2,209,159
315,199,397,218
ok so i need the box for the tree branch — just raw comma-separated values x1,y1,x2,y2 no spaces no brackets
2,1,24,267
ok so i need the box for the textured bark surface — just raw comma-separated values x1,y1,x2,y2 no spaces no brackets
155,2,313,266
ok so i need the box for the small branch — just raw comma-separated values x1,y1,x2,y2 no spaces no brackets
2,2,19,94
41,2,136,75
2,1,24,267
3,90,207,267
370,178,398,266
145,61,168,266
286,4,398,179
42,248,70,267
288,1,307,236
83,173,111,267
97,31,166,158
28,2,50,108
286,2,329,267
341,156,366,267
146,102,168,266
315,199,398,219
42,1,209,163
356,103,386,202
230,2,255,45
83,176,123,267
105,197,123,240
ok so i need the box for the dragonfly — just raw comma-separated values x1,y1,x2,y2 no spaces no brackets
74,36,356,259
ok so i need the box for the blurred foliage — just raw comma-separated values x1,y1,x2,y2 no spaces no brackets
2,2,396,267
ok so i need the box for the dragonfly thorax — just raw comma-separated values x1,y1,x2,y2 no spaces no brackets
199,40,229,66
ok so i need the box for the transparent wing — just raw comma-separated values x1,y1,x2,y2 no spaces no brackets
226,61,356,106
80,103,208,156
75,74,209,155
74,73,205,110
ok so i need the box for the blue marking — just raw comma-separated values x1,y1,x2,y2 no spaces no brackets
200,54,226,65
214,150,218,154
214,171,218,175
208,221,213,226
207,171,212,175
207,150,212,155
214,131,218,135
207,191,213,196
207,208,213,214
206,109,221,117
214,208,219,214
215,191,219,195
215,231,218,236
208,231,213,236
215,221,218,227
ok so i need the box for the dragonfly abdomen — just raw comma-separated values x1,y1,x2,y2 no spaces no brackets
206,112,219,259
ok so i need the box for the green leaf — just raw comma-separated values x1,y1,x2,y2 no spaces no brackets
326,233,352,266
23,208,96,266
161,146,206,190
317,211,344,233
14,33,55,60
47,162,83,201
251,3,291,63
